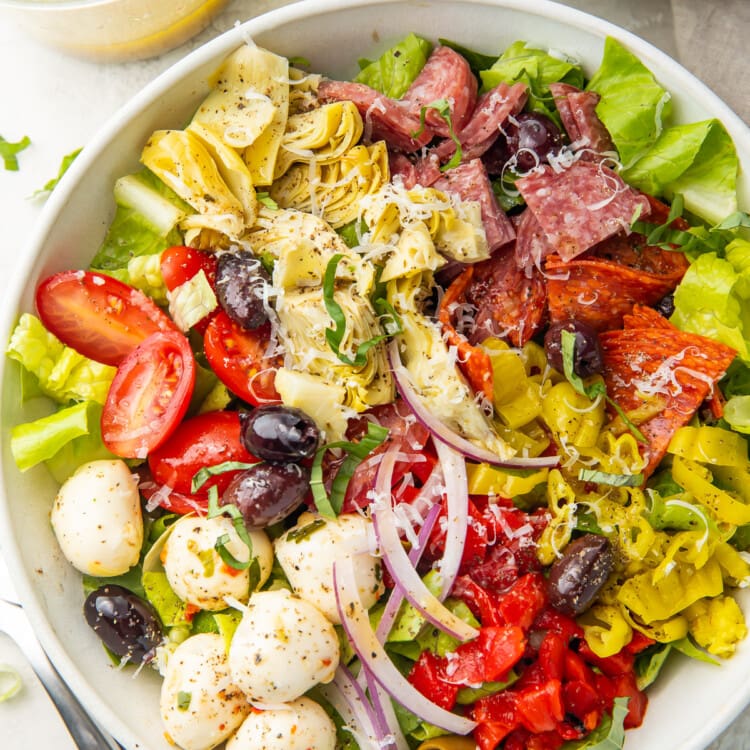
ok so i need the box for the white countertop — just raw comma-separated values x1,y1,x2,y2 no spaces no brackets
0,0,748,748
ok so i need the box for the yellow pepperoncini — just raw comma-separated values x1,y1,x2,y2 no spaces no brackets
519,340,553,379
617,558,724,624
672,456,750,526
619,605,689,644
537,469,578,565
466,462,549,499
713,541,750,586
541,381,606,449
579,604,633,657
594,432,648,477
667,425,748,468
684,596,748,658
649,530,713,583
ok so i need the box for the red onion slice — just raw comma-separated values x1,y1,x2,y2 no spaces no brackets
319,667,379,748
373,447,478,642
388,340,558,469
365,667,410,750
333,557,477,736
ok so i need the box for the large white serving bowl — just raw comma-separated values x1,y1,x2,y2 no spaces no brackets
1,1,749,748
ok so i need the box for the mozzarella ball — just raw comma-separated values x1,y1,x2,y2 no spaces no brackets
226,697,336,750
163,515,273,611
274,512,383,623
50,459,142,576
229,589,339,703
161,633,249,750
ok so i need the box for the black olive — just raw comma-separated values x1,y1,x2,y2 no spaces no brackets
215,251,271,329
544,320,604,378
239,405,320,464
83,585,163,664
654,293,675,319
546,534,614,616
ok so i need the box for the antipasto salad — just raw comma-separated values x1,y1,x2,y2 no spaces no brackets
8,30,750,750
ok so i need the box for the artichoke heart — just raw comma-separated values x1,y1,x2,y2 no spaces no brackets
388,273,515,459
270,141,389,229
274,101,364,179
141,129,246,243
380,221,446,282
288,68,322,116
276,288,393,412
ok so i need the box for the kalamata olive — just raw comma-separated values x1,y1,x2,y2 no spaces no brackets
215,251,271,329
83,584,163,664
654,293,675,319
546,534,614,616
221,462,311,529
544,320,604,378
504,112,563,172
240,405,320,464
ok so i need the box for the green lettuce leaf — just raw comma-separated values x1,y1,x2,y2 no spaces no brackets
623,120,738,224
90,170,188,271
480,41,583,124
586,37,670,168
105,252,168,305
561,696,629,749
438,38,498,77
355,33,432,98
6,313,116,405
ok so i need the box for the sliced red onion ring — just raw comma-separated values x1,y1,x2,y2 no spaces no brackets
373,448,478,642
333,557,477,736
319,666,380,748
433,440,469,601
388,340,558,469
365,667,410,750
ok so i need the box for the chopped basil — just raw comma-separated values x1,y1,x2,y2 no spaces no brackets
31,147,82,198
256,191,279,210
310,422,389,518
0,134,31,171
206,486,256,573
412,98,463,170
287,55,311,68
578,469,643,487
191,460,261,493
176,691,192,711
286,517,326,543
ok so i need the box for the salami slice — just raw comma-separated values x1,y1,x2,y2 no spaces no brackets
549,82,615,157
402,45,478,136
438,266,495,400
516,162,651,261
514,207,557,276
434,81,528,163
388,152,443,189
464,246,547,347
600,306,736,476
433,159,515,251
318,79,433,153
545,231,689,332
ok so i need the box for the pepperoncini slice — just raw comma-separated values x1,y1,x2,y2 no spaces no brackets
617,558,724,624
672,456,750,526
579,604,633,657
620,606,689,643
684,596,748,658
466,462,549,499
541,381,605,449
667,425,748,468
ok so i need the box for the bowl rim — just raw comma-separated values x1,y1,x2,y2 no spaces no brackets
1,1,749,748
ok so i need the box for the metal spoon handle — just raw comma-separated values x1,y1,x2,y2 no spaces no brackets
0,598,121,750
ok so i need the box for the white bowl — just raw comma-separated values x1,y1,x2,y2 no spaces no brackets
1,1,749,748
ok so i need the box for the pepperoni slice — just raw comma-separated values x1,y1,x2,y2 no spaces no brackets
433,159,515,251
516,162,651,261
464,246,547,348
402,45,478,136
549,82,614,157
600,306,736,476
318,79,433,152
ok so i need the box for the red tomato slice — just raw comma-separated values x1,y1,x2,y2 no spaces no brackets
148,411,258,500
102,330,195,459
36,270,177,366
160,246,218,291
203,311,282,406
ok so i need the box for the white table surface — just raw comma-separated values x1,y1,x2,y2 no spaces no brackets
0,1,748,748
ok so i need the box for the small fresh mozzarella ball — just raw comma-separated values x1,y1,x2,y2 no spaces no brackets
163,515,273,611
161,633,249,750
50,459,142,576
274,511,383,623
226,697,336,750
229,589,339,703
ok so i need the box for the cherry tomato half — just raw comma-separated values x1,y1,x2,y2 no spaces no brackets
148,411,258,500
36,270,177,366
102,330,196,459
160,246,218,291
203,311,282,406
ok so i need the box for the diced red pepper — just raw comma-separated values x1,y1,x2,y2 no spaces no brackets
563,680,604,732
444,625,527,685
537,631,566,682
515,680,565,733
408,650,459,710
595,671,648,729
496,573,548,630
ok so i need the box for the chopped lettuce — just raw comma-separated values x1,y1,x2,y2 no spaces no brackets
90,170,188,271
438,38,498,77
106,252,168,305
355,33,432,99
6,313,116,405
623,120,738,224
480,40,583,124
586,37,670,168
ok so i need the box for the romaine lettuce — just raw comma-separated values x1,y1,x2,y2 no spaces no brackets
586,37,670,168
355,33,432,98
6,313,116,405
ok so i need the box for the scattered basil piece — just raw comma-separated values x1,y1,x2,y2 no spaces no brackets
310,422,389,518
177,691,192,711
286,518,326,543
412,99,463,170
578,469,643,487
191,460,262,493
31,147,82,198
206,486,256,573
287,56,311,67
0,134,31,171
256,191,279,210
